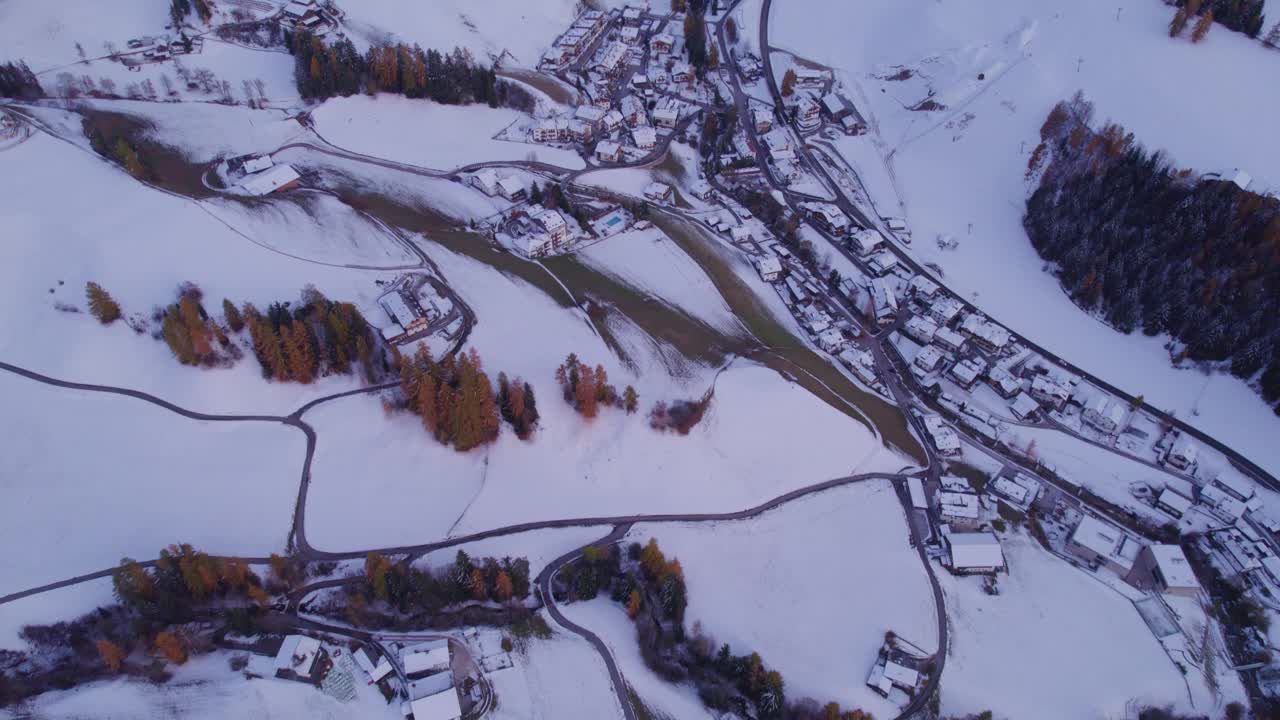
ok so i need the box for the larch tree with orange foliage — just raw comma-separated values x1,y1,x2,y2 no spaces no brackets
97,639,127,672
154,631,187,665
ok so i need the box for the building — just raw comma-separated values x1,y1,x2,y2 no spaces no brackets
381,291,429,337
945,531,1005,573
643,181,673,203
756,255,783,283
1164,433,1198,472
531,117,570,144
653,105,680,128
985,366,1021,398
934,326,967,353
1008,392,1040,420
274,635,322,682
922,414,961,456
730,225,753,244
602,109,624,132
949,358,984,389
991,473,1040,510
794,68,827,87
1068,515,1141,575
622,5,644,25
959,313,1012,353
403,640,451,679
650,32,675,54
1126,544,1200,597
408,685,462,720
670,61,692,83
242,155,273,174
903,315,939,344
239,164,301,195
938,491,980,529
849,228,883,256
1029,374,1070,411
908,274,940,300
620,25,641,43
530,205,571,244
1156,487,1193,520
927,295,964,326
805,202,850,235
1082,395,1127,435
620,95,647,127
468,168,500,196
795,96,822,130
632,125,657,150
914,345,945,373
869,278,898,326
595,140,623,162
821,92,850,121
817,328,847,353
1210,473,1255,503
753,107,773,133
497,176,526,202
575,104,608,127
591,42,629,77
1200,484,1248,523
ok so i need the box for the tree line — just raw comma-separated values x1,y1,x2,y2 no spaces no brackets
288,30,533,111
1168,0,1267,38
398,346,506,451
1024,93,1280,413
0,60,42,98
555,353,639,418
559,538,870,719
359,550,531,613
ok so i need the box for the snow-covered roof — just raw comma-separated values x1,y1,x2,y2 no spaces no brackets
909,274,939,296
632,126,657,147
1212,472,1255,501
1169,433,1199,463
1157,488,1193,514
904,315,939,341
653,106,680,123
1030,374,1069,401
915,345,945,371
530,206,568,233
274,635,321,678
907,477,927,509
380,292,418,329
1070,515,1138,570
596,140,622,157
883,660,919,688
370,659,393,682
935,326,966,349
409,686,462,720
821,93,846,115
1147,544,1198,590
928,295,964,323
650,32,675,47
497,175,524,196
817,328,845,346
757,255,782,275
991,475,1034,505
947,531,1005,570
1201,484,1248,521
949,358,981,385
922,414,960,453
353,647,377,676
1009,392,1039,419
403,645,451,676
242,155,274,174
644,181,672,198
239,164,300,196
939,491,979,519
471,168,499,189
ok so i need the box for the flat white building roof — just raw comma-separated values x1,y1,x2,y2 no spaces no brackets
1148,544,1199,590
403,646,451,676
947,531,1005,570
409,686,462,720
274,635,321,679
240,164,300,196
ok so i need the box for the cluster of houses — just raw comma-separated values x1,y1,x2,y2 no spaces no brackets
864,635,927,701
127,33,203,62
780,67,863,135
398,639,463,720
539,8,612,71
379,281,451,344
280,0,338,32
1064,513,1202,597
229,154,302,196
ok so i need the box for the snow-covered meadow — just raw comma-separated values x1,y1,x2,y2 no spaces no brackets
773,0,1280,478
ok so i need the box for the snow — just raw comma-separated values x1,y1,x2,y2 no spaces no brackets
414,527,613,578
625,480,937,718
0,371,304,598
486,621,624,720
937,533,1241,719
773,0,1280,479
0,578,115,651
311,94,586,171
10,650,401,720
0,0,169,71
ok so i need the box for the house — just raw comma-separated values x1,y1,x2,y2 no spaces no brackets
867,655,920,697
990,473,1040,509
595,140,623,162
756,255,783,283
1127,544,1200,597
903,315,939,344
934,326,967,353
643,181,673,203
985,367,1022,398
689,179,715,201
869,278,898,326
1067,515,1141,575
849,228,883,256
381,291,429,337
575,104,608,128
620,95,647,127
497,176,526,202
353,647,378,682
1029,374,1070,411
927,295,964,326
242,155,273,174
403,640,450,679
945,531,1005,573
602,109,624,132
959,313,1012,353
1164,433,1198,472
541,46,571,69
650,32,675,54
753,107,773,133
1008,392,1040,420
908,274,940,300
468,169,500,196
620,25,641,43
239,164,301,195
938,491,980,529
922,414,961,456
1200,484,1249,523
530,205,571,244
817,328,847,353
821,92,850,121
370,658,394,684
531,117,570,143
632,125,657,150
408,685,462,720
949,358,984,389
805,202,850,235
914,345,945,373
839,348,879,385
567,118,595,143
795,96,822,130
516,232,555,258
730,225,753,244
795,68,827,87
1081,395,1127,435
653,105,681,128
1156,487,1193,520
274,635,322,682
622,5,644,25
591,42,629,77
670,61,692,84
1210,473,1255,503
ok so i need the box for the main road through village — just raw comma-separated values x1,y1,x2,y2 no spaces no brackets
2,0,1278,717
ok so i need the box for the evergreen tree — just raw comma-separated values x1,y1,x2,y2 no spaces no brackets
85,282,122,324
1265,21,1280,47
1192,9,1215,41
96,639,127,673
781,69,797,96
1170,7,1190,36
154,631,187,664
624,385,639,414
222,299,244,332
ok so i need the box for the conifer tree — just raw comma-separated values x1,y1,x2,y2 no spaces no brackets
1192,9,1214,42
624,385,639,414
469,568,488,601
781,69,797,97
1170,7,1190,36
85,282,122,324
222,299,244,332
97,639,127,672
576,365,599,418
154,631,187,664
493,570,514,602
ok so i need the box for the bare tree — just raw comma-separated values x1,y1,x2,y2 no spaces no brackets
253,77,266,101
125,82,143,99
241,79,255,108
141,78,157,98
160,73,176,97
79,75,96,95
103,41,120,60
192,68,217,93
55,72,79,104
99,77,117,96
75,42,88,64
219,79,233,104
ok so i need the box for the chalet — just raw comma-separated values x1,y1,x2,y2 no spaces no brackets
991,473,1040,510
630,72,649,89
753,107,773,133
795,96,821,130
531,117,570,144
1067,515,1141,575
575,104,608,128
908,274,940,300
1200,484,1248,523
903,315,939,344
644,181,673,203
602,109,624,132
738,54,763,79
1126,544,1200,598
497,176,526,202
568,118,595,143
242,155,273,174
647,66,669,86
730,225,753,244
927,295,964,326
622,5,644,25
945,531,1005,573
849,228,883,256
784,276,810,305
274,635,322,682
621,95,647,127
541,46,571,70
763,129,794,162
1155,487,1193,520
1008,392,1040,420
922,414,961,456
592,42,629,77
984,366,1021,398
595,140,623,162
530,206,571,244
934,326,967,353
650,32,675,54
282,0,322,27
1210,473,1255,504
817,328,847,353
794,68,827,87
959,313,1012,353
1082,395,1126,436
620,25,642,44
914,345,945,374
516,232,555,258
689,179,715,201
1163,433,1198,472
805,202,850,235
756,255,784,283
239,164,301,196
670,61,692,84
869,278,898,326
653,105,681,129
1029,374,1069,411
949,358,984,389
468,169,501,197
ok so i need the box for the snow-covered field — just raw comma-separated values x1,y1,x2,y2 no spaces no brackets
415,526,611,577
11,651,401,720
0,0,170,71
0,371,303,599
0,578,115,651
773,0,1280,478
625,480,937,718
311,94,585,171
487,624,624,720
938,532,1244,719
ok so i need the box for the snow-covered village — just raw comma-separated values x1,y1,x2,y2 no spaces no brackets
3,0,1280,718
